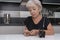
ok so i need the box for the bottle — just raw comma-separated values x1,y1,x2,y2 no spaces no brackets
39,15,45,38
39,30,45,38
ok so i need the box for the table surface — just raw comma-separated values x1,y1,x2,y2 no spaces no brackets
0,34,60,40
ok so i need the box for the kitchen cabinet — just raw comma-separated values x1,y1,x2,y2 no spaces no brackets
0,26,24,34
0,26,59,34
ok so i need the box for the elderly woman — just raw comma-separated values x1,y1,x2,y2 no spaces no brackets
24,0,54,36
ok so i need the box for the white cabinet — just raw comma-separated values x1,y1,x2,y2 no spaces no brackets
0,26,25,34
53,26,60,33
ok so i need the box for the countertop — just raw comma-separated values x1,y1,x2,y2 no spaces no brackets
0,34,60,40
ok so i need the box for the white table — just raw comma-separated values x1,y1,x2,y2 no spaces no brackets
0,34,60,40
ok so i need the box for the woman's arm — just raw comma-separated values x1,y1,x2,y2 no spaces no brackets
44,23,54,35
24,23,54,36
30,23,54,36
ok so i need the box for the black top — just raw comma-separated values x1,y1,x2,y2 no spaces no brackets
24,16,50,31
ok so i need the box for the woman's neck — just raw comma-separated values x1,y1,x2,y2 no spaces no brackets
32,14,42,24
33,15,42,20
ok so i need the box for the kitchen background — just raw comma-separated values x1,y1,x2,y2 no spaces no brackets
0,0,60,34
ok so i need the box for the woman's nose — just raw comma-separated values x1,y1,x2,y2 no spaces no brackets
31,10,34,13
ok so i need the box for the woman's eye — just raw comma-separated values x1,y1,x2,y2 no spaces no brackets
33,9,35,10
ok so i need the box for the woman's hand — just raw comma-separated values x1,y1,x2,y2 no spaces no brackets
24,26,31,36
24,27,40,36
24,30,30,36
30,29,39,36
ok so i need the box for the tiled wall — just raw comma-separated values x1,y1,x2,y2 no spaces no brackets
0,2,56,18
20,11,31,18
0,11,20,17
0,2,31,18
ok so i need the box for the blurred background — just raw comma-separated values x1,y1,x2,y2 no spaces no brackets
0,0,60,34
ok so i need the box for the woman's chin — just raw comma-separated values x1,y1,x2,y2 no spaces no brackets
32,16,37,18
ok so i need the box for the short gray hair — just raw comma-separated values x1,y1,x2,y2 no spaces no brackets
26,0,42,11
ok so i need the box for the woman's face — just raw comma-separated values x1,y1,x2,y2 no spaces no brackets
27,3,41,18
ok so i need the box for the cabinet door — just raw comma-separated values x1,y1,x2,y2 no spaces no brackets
0,26,24,34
